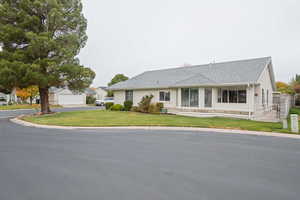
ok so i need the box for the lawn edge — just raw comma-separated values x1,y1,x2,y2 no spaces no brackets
10,116,300,139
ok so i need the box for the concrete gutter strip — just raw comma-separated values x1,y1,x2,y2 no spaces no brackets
10,117,300,139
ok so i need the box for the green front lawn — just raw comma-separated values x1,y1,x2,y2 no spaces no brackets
23,110,299,134
0,104,62,110
290,108,300,116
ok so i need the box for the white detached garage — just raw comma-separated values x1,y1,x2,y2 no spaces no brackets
49,87,86,106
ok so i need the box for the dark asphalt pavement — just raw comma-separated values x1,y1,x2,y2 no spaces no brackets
0,108,300,200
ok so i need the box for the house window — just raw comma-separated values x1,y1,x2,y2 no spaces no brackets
217,88,247,103
181,88,190,107
190,88,199,107
238,90,247,103
217,89,222,103
229,90,238,103
181,88,199,107
222,90,228,103
125,90,133,102
159,91,170,101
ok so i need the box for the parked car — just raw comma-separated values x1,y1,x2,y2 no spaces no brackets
95,97,114,106
0,97,7,106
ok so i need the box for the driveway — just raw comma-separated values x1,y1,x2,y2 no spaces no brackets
0,109,300,200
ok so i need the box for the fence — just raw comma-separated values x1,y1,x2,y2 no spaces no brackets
278,94,293,120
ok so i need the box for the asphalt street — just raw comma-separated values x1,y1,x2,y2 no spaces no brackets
0,108,300,200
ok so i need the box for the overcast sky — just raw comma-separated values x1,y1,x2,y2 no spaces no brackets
79,0,300,87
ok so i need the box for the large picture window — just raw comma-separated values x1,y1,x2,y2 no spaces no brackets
217,88,247,103
159,91,170,101
181,88,199,107
238,90,247,103
125,90,133,102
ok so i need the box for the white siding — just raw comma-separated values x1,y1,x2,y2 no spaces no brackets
255,64,274,115
115,86,254,113
114,91,125,105
49,89,86,105
58,94,85,105
114,89,178,107
95,88,107,100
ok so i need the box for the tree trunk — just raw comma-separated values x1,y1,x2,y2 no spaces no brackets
39,87,51,114
30,96,33,105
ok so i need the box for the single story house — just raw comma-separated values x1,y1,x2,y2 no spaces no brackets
95,87,108,100
49,87,86,106
108,57,276,119
0,88,17,104
0,92,8,104
85,87,108,100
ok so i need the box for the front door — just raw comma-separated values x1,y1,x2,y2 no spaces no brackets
205,88,212,108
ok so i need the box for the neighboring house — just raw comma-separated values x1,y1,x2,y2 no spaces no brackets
85,87,107,100
0,92,7,105
49,87,86,105
95,87,108,100
108,57,276,119
0,88,17,104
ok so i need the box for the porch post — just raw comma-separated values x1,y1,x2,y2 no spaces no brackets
248,84,253,120
177,88,181,108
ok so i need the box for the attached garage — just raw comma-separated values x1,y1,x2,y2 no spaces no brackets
49,87,86,106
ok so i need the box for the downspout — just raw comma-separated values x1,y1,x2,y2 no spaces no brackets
253,83,256,120
248,83,251,120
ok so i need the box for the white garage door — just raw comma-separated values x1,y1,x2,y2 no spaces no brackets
58,95,85,105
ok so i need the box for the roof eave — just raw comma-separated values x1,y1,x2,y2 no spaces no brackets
109,82,259,91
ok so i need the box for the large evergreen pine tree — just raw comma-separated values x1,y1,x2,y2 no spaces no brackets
0,0,95,114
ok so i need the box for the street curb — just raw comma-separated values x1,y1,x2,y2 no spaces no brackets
10,117,300,139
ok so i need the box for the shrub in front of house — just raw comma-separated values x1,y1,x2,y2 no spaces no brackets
148,103,164,114
105,102,114,110
148,103,159,113
135,95,164,114
290,108,300,115
131,106,139,112
156,102,164,111
86,96,96,104
123,100,133,111
110,104,124,111
137,95,153,113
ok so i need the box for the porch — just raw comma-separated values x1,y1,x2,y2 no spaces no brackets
164,86,277,122
169,86,255,115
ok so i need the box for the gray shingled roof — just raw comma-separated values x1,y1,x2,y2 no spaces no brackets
108,57,272,90
98,86,108,91
85,88,97,95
